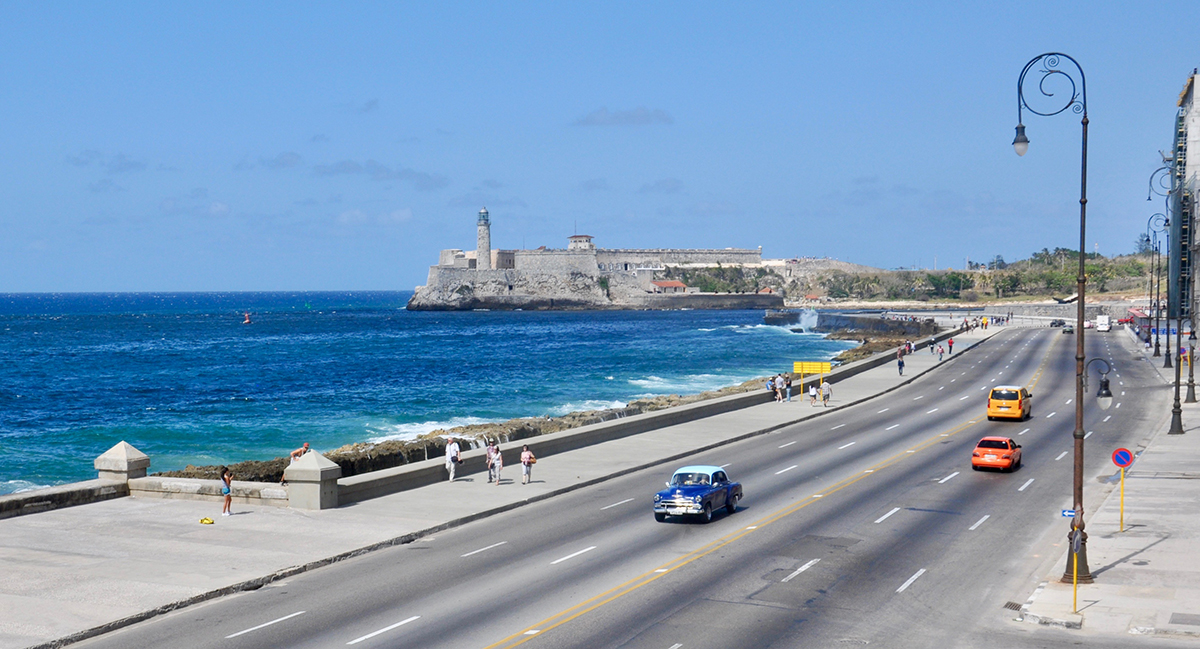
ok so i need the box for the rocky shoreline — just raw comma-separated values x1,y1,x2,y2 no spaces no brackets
154,328,885,484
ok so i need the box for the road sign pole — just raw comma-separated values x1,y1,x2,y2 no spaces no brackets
1120,467,1125,532
1073,550,1079,613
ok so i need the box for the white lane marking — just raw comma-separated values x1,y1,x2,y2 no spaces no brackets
719,463,732,468
838,442,856,449
1065,399,1073,405
812,494,824,498
940,386,946,390
913,395,925,401
746,526,758,529
980,386,987,390
462,541,508,557
864,469,874,473
875,507,901,523
878,408,890,413
938,471,960,484
1119,381,1124,385
969,515,990,531
831,424,846,430
1084,431,1094,439
669,644,683,649
1018,428,1030,435
779,441,797,448
1018,478,1035,492
655,568,669,573
962,372,967,375
906,450,915,453
926,408,939,414
951,379,957,382
1046,412,1057,418
600,499,634,511
959,395,970,401
1116,403,1122,409
1121,391,1126,396
524,630,540,635
940,433,949,436
1055,451,1068,461
897,568,927,592
781,558,821,582
347,616,420,645
551,546,597,565
776,465,798,475
1103,415,1113,423
998,371,1004,376
886,424,900,430
226,611,306,639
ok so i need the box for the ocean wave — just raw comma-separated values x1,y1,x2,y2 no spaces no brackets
544,399,629,416
0,479,51,495
365,416,498,443
628,373,744,395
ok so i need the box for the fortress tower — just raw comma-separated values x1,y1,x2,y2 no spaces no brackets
476,207,491,270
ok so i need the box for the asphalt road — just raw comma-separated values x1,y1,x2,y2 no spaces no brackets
76,327,1181,649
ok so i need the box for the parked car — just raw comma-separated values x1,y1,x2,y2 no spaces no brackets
971,436,1023,472
653,465,742,523
987,385,1032,421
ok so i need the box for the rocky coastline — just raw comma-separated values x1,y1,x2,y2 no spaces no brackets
154,328,881,484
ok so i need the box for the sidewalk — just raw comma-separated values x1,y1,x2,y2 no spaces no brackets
1019,327,1200,638
0,324,1002,649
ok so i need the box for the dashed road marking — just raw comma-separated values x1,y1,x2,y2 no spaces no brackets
779,441,797,448
1103,415,1112,422
781,558,821,582
1018,428,1030,435
831,424,846,430
969,515,990,531
347,616,420,645
551,546,597,565
462,541,508,557
600,499,634,511
1055,451,1068,461
938,471,960,484
897,568,927,593
1046,412,1057,418
886,424,900,430
875,507,901,523
776,465,798,475
226,611,307,639
926,408,939,414
838,442,856,449
1018,478,1035,492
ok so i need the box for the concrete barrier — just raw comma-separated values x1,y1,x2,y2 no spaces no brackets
0,479,127,520
128,476,289,507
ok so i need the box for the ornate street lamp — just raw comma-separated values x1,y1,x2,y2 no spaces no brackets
1013,52,1093,582
1148,215,1166,355
1186,321,1196,404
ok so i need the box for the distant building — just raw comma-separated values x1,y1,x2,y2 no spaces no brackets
651,280,688,294
1174,70,1197,318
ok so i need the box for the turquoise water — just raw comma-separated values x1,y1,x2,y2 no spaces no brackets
0,292,854,493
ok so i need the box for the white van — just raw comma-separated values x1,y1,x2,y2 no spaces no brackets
1096,315,1111,332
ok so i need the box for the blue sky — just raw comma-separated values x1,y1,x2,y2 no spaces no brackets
1,2,1197,291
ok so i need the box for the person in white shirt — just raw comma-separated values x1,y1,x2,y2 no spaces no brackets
445,437,461,481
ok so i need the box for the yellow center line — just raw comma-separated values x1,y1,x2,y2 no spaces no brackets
1026,330,1060,392
482,416,984,648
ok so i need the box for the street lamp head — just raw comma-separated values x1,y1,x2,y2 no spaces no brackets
1096,375,1113,410
1012,124,1029,157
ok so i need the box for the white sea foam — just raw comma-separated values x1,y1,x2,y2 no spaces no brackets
629,373,745,395
544,399,629,416
366,416,498,443
0,480,51,496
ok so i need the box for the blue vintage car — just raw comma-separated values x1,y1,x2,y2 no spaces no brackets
653,465,743,523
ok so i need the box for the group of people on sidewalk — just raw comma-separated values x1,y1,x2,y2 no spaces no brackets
766,374,831,406
444,437,537,485
896,336,955,375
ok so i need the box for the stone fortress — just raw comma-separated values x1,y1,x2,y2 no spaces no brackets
406,208,786,310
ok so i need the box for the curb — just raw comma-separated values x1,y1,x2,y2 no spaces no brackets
30,327,1004,649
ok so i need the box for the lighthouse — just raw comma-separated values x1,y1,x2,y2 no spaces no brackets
476,207,491,270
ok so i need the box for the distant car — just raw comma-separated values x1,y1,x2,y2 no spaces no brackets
653,465,742,523
971,436,1022,471
1050,319,1066,327
1117,317,1135,325
987,385,1032,421
1062,324,1075,334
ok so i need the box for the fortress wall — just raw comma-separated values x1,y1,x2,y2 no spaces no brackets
514,250,599,276
595,248,761,268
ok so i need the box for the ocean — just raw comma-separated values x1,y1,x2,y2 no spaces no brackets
0,292,855,494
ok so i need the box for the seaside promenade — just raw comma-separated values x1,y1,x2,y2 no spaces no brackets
7,319,1192,647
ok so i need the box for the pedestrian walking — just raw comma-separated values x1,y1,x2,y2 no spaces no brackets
785,375,792,402
485,439,498,483
820,381,832,407
897,349,905,375
929,337,936,354
492,442,503,486
445,437,461,481
520,445,536,484
947,338,954,355
937,345,945,361
809,383,818,406
221,466,233,516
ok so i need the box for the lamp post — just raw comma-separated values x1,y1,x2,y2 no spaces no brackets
1150,166,1175,368
1013,52,1092,583
1147,216,1164,352
1186,320,1196,404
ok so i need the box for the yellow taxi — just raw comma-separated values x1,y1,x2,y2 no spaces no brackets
986,385,1032,421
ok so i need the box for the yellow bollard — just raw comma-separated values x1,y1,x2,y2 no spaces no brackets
1073,547,1079,613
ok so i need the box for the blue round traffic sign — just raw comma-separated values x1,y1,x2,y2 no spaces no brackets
1112,448,1133,468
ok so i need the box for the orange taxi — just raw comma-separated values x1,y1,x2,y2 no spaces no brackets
986,385,1032,421
971,436,1022,472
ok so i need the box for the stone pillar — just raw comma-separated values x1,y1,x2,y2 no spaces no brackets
282,451,341,510
477,207,492,271
94,441,150,482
